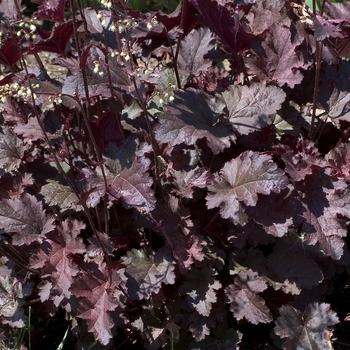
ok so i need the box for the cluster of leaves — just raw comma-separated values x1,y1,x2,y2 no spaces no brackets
0,0,350,348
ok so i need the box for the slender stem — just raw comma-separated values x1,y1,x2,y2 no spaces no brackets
172,0,187,89
119,21,166,202
203,211,220,233
0,244,39,275
320,0,326,16
11,36,82,199
28,306,32,350
166,31,182,89
174,0,186,62
309,40,322,139
69,1,114,266
167,0,171,13
2,241,30,266
33,52,46,71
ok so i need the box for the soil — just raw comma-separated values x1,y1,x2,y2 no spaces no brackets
0,50,67,82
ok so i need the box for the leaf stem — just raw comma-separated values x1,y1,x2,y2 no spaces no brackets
309,40,322,139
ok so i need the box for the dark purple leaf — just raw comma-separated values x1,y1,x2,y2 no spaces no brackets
170,166,211,199
325,142,350,178
325,2,350,21
150,199,205,271
177,27,213,75
0,276,20,318
276,140,326,182
188,312,213,342
0,38,21,67
245,23,310,87
62,56,131,99
108,158,156,213
154,88,234,154
318,60,350,124
179,267,221,317
156,1,201,36
295,171,346,260
129,17,167,41
228,247,267,276
31,219,86,300
0,0,348,346
225,269,272,324
228,221,275,248
121,246,175,300
206,151,289,224
0,126,26,172
222,83,286,134
245,0,288,35
296,170,333,218
302,206,346,261
81,8,105,35
72,262,125,345
266,248,323,295
82,139,156,212
190,66,230,93
90,109,125,150
34,0,66,22
274,303,339,350
188,0,254,53
238,125,279,151
0,194,55,245
326,179,350,219
245,187,302,237
35,21,80,56
311,15,342,42
13,116,45,143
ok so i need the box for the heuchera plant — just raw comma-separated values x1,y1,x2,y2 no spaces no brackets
0,0,350,348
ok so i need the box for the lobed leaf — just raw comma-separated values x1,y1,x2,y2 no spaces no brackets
170,166,211,199
274,303,339,350
188,0,254,53
296,171,346,260
0,194,55,245
121,246,175,300
225,269,272,324
177,27,213,75
40,180,83,212
151,199,205,271
222,83,286,135
0,126,25,173
31,219,86,301
266,248,324,295
245,0,287,35
82,139,156,212
34,0,66,22
245,23,310,87
179,267,221,317
206,151,289,224
154,88,234,154
72,263,125,345
318,60,350,124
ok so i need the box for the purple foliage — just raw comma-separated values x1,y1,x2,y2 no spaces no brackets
0,0,349,348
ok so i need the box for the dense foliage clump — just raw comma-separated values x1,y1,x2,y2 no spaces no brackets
0,0,349,349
